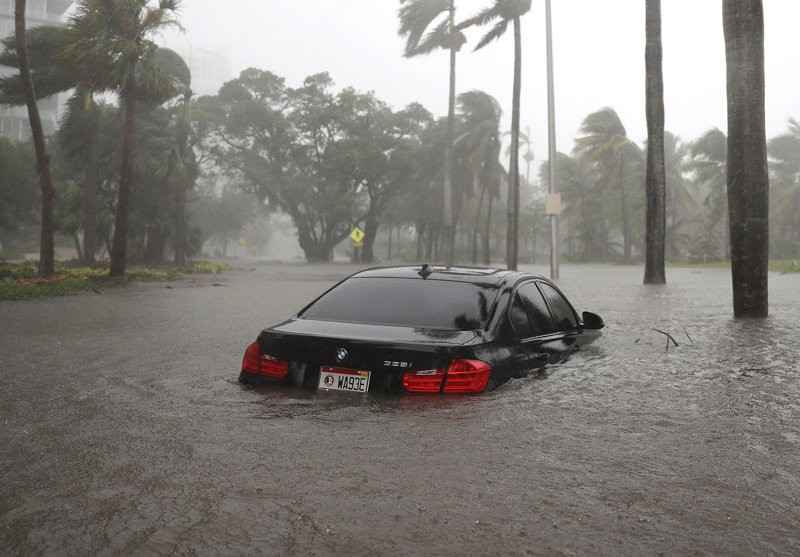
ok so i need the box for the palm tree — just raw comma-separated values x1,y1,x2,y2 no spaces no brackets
398,0,466,265
768,118,800,252
454,90,503,264
63,0,182,277
469,0,532,270
541,152,610,260
723,0,769,317
574,108,642,263
687,128,728,259
8,2,55,277
662,131,700,261
644,0,666,284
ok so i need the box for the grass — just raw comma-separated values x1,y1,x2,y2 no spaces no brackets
0,260,230,301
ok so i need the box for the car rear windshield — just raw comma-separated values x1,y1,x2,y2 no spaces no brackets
299,277,498,330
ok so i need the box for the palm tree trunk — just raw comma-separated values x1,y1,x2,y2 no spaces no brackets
110,75,137,277
472,178,487,264
483,192,494,265
174,90,192,266
644,0,666,283
15,0,55,278
442,6,457,266
619,152,631,263
83,123,98,266
507,15,523,271
724,0,769,317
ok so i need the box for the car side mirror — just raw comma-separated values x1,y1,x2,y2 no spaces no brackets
582,311,604,330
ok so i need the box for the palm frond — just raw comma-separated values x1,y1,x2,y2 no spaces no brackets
398,0,451,56
474,19,509,51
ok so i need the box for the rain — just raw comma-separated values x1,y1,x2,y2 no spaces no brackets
1,0,799,554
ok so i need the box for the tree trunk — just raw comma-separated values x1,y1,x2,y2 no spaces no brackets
723,0,769,317
361,216,379,263
387,224,393,261
644,0,667,284
174,90,192,267
15,0,55,278
507,15,523,271
619,153,631,263
110,74,137,277
72,232,83,263
472,178,487,265
83,117,98,267
442,6,457,266
483,192,494,265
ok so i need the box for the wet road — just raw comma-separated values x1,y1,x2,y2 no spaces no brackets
1,262,799,555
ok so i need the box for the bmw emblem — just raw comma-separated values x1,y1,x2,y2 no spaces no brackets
335,348,348,362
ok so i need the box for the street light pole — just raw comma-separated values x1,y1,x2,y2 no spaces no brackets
545,0,560,280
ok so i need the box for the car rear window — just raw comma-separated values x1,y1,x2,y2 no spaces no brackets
299,277,498,330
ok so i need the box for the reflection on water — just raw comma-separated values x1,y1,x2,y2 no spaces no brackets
1,264,798,555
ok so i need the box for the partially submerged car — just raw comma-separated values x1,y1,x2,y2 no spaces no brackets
240,265,604,394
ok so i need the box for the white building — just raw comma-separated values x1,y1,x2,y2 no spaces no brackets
0,0,73,140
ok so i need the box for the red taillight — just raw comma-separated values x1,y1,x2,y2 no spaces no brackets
442,359,491,393
241,341,289,379
402,369,445,393
402,359,491,394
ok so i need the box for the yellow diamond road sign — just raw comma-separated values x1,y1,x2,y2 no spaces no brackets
349,227,365,243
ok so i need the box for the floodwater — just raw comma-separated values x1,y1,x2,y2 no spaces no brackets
1,262,798,555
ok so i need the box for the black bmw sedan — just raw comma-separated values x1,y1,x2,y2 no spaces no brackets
240,265,604,395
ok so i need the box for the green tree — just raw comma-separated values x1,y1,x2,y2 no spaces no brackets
1,24,187,267
12,0,55,277
209,70,411,263
723,0,769,317
1,26,106,266
63,0,182,276
0,137,38,252
469,0,532,270
644,0,666,284
398,0,467,265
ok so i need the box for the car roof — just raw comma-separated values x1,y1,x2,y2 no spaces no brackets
349,265,545,286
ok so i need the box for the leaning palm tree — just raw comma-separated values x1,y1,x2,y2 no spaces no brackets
467,0,532,270
687,128,728,258
768,118,800,247
574,107,642,263
63,0,182,277
9,2,55,277
398,0,466,265
454,90,503,264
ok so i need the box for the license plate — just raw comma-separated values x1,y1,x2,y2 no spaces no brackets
318,366,370,393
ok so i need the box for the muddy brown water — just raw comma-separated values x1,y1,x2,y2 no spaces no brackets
1,263,798,555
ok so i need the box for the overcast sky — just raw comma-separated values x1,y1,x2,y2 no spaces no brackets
159,1,799,170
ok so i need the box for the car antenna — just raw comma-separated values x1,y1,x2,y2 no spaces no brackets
418,263,433,279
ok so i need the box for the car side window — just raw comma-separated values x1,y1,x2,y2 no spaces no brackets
517,282,556,335
539,282,578,331
510,293,534,339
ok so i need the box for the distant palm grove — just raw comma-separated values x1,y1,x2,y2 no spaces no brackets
0,2,788,309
